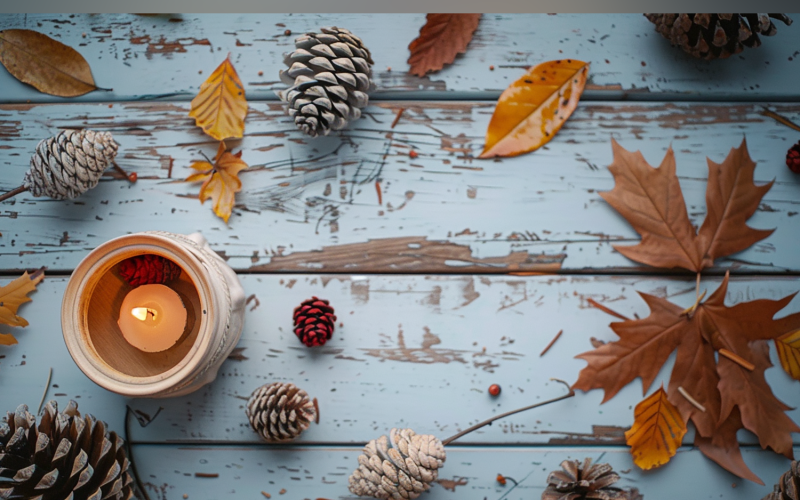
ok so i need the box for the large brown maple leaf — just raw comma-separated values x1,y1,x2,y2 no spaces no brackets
600,139,773,272
573,273,800,483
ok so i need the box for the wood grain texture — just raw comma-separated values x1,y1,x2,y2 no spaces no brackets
2,274,798,447
0,14,799,102
130,444,795,500
0,101,798,273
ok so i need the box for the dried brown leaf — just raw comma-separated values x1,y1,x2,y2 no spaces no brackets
0,29,100,97
407,14,481,77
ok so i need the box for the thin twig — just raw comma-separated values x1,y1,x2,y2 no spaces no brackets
695,273,701,303
539,330,563,357
442,379,575,446
760,107,800,133
719,348,755,371
125,406,153,500
390,108,405,129
677,386,706,413
112,161,136,183
375,180,382,205
586,298,630,321
194,473,219,478
0,185,28,203
681,290,707,316
36,367,53,414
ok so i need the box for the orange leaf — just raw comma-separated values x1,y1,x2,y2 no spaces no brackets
625,386,687,470
0,270,45,346
185,142,248,224
601,139,773,272
407,14,481,77
0,29,100,97
189,55,248,141
776,328,800,380
479,59,588,158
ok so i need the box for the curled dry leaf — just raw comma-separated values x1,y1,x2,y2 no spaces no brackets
601,138,773,272
574,272,800,483
625,386,686,470
479,59,589,159
189,54,248,141
0,269,45,346
407,14,481,77
0,29,100,97
185,142,248,224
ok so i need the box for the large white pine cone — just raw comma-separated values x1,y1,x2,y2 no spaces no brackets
277,27,373,137
245,382,318,442
348,428,446,499
23,129,119,200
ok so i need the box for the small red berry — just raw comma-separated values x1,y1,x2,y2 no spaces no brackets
488,384,501,396
409,150,418,159
496,474,506,485
128,172,138,182
787,140,800,174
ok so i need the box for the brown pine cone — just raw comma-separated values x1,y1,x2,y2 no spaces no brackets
293,296,337,347
119,254,182,287
543,458,641,500
245,382,319,442
787,141,800,174
762,460,800,500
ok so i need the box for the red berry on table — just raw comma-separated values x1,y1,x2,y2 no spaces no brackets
488,384,501,396
787,141,800,174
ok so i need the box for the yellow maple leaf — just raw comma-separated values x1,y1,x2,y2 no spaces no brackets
189,54,248,141
0,269,44,346
186,142,248,224
625,386,687,470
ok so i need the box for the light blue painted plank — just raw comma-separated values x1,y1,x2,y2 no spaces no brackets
0,14,799,103
131,444,794,500
2,274,798,447
0,101,798,273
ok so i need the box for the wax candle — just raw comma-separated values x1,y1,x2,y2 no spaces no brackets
117,284,187,352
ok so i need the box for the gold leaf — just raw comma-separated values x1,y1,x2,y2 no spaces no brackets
479,59,588,158
776,329,800,380
625,386,687,470
185,142,248,224
0,270,45,346
0,29,100,97
189,55,248,141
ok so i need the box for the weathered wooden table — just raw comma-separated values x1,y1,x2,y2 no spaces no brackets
1,13,799,500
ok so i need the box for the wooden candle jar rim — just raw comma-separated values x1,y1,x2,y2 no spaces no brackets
62,232,214,397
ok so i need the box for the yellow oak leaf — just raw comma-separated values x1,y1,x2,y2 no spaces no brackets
625,386,687,470
189,54,248,141
186,142,248,224
776,328,800,380
0,269,45,346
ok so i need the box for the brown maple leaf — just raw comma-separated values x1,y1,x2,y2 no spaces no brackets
574,272,800,482
407,14,481,77
601,139,773,272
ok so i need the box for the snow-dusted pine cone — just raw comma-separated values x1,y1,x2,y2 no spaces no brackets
348,428,446,499
277,27,373,137
23,129,119,200
119,254,183,287
762,461,800,500
645,14,792,60
0,400,134,500
245,382,318,442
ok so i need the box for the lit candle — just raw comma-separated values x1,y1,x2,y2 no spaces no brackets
117,284,187,352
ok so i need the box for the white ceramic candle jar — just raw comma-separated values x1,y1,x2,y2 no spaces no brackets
62,231,246,398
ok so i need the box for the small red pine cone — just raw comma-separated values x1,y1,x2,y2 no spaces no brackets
119,254,182,287
293,297,337,347
787,141,800,174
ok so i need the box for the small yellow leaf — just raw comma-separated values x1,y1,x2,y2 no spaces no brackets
776,329,800,380
0,270,44,346
0,29,100,97
189,55,248,141
185,142,248,224
480,59,589,158
625,386,687,470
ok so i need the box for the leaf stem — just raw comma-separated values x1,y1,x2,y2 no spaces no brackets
36,367,53,415
677,386,706,413
719,348,755,371
586,298,629,321
0,185,28,202
441,379,574,446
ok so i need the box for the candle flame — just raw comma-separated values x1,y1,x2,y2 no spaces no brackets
131,307,157,322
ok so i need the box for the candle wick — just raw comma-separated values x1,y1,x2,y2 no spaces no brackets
131,307,158,322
